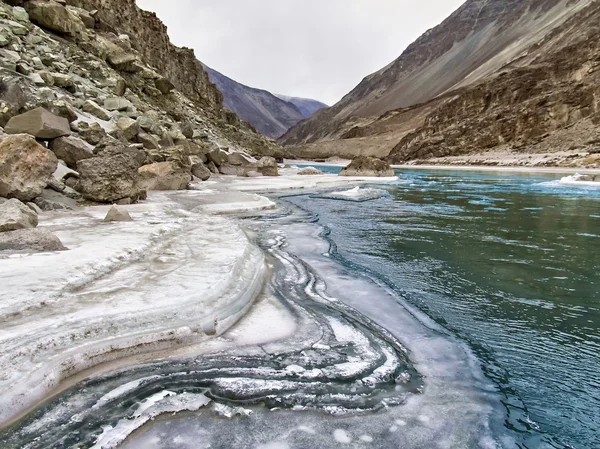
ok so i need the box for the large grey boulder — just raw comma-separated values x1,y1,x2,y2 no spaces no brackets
115,116,140,141
255,156,278,176
208,148,228,166
339,156,395,177
76,154,141,203
104,97,133,112
49,136,93,169
138,162,191,191
0,199,38,232
24,0,85,36
0,134,58,201
4,108,70,139
189,156,211,181
0,228,65,252
227,152,255,166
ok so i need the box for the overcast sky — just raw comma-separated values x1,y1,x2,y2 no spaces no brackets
136,1,465,106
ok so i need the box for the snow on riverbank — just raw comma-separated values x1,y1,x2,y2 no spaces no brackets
0,190,268,425
0,173,400,428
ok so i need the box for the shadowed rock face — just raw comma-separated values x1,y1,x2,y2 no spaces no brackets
280,0,593,149
204,65,326,139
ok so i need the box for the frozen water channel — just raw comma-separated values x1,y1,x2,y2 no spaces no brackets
0,175,509,448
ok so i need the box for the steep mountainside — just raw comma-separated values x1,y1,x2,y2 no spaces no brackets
275,95,327,118
1,0,281,158
204,65,326,139
280,0,594,155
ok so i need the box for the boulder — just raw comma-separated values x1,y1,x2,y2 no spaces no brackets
49,136,93,169
76,154,140,203
0,228,65,252
227,152,255,166
219,164,247,177
298,167,325,175
115,116,139,141
103,205,133,222
115,78,127,96
255,156,279,176
339,156,395,177
24,0,85,36
246,171,263,178
107,52,142,73
76,121,106,145
33,188,77,211
189,156,211,181
138,162,191,191
104,97,132,112
0,134,58,201
82,100,111,121
154,77,175,95
207,161,219,174
179,122,194,139
137,132,159,150
208,148,228,166
4,108,70,139
0,199,38,232
0,77,31,127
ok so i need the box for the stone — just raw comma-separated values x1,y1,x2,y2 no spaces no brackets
70,7,95,29
107,52,141,73
137,132,159,150
255,156,278,176
246,171,263,178
219,164,248,177
0,77,32,127
38,71,54,86
29,73,46,86
104,97,132,112
103,205,133,222
76,154,140,203
179,121,194,139
53,162,79,183
298,167,325,175
138,162,191,191
0,228,66,252
154,77,175,95
0,31,11,48
115,78,127,96
95,140,146,167
82,100,111,121
4,108,70,139
47,101,78,123
33,188,77,211
77,121,106,145
227,151,255,166
207,161,219,174
189,156,211,181
0,134,58,201
24,0,85,36
0,199,38,232
0,48,20,71
50,73,75,91
12,7,30,23
339,156,395,177
49,136,93,169
115,116,139,141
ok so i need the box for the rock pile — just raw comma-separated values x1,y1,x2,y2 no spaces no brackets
0,0,282,207
339,156,395,177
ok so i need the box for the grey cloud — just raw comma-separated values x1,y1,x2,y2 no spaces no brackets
136,0,464,105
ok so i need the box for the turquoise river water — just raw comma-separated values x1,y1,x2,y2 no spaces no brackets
290,166,600,448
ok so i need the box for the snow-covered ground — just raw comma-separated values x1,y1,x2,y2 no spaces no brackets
0,173,400,427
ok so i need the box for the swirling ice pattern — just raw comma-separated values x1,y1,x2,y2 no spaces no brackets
0,211,421,449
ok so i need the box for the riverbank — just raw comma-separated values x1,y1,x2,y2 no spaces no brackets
0,172,399,429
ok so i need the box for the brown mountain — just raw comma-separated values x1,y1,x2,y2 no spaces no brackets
281,0,600,168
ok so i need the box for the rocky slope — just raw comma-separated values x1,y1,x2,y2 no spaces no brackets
280,0,600,168
0,0,285,208
204,65,327,139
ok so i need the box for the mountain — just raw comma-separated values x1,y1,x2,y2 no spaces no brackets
280,0,600,168
274,95,328,118
203,66,326,139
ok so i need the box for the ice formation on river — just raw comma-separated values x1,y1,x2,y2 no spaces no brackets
0,175,508,449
